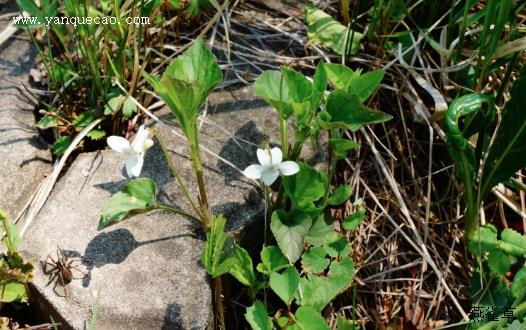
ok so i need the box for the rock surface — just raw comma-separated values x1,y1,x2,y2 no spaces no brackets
21,85,282,329
0,5,52,220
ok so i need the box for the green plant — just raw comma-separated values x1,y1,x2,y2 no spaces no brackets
201,62,390,327
0,209,34,305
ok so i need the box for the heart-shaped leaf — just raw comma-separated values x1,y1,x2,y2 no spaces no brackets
326,184,352,206
256,246,289,275
299,257,355,311
271,209,312,263
323,90,392,131
283,163,328,212
301,247,329,274
245,301,272,330
99,178,157,229
270,266,300,306
305,213,334,247
290,306,330,330
229,245,257,288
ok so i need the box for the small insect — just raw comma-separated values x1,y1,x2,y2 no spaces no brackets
42,247,85,299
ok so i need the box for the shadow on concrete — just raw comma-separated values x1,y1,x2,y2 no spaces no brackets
62,228,195,288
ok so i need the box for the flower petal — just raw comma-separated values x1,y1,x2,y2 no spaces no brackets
279,161,299,176
107,136,131,153
131,125,149,154
261,168,279,185
270,147,283,166
257,148,271,167
126,155,144,178
243,164,263,179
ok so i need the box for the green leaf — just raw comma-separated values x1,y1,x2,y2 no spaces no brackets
324,90,392,131
86,129,107,141
122,97,138,119
256,246,289,275
301,247,329,274
36,115,60,129
98,178,157,229
283,163,328,212
270,266,300,305
345,70,384,103
245,301,272,330
147,38,221,142
305,212,334,247
323,232,350,258
271,209,312,263
52,136,71,157
254,68,313,120
200,215,236,277
72,112,96,129
500,228,526,256
342,207,365,231
299,258,354,311
3,221,21,252
511,267,526,298
323,64,384,102
329,138,360,160
508,320,525,330
229,245,257,288
468,224,498,255
481,64,526,198
305,3,362,55
291,306,330,330
323,64,358,90
487,249,510,276
326,184,352,206
337,313,357,330
0,281,28,303
104,95,126,116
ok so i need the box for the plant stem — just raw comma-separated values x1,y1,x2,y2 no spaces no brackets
280,116,288,157
155,204,202,226
190,137,213,230
152,130,203,220
0,209,14,253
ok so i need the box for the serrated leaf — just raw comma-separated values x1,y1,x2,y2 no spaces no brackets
52,136,71,156
324,90,392,131
298,258,355,311
36,115,59,129
271,209,312,263
229,245,257,288
305,212,334,247
487,249,510,276
326,184,352,206
468,224,498,255
104,95,126,116
330,138,360,160
256,246,289,275
122,97,138,119
301,247,329,273
342,207,365,231
500,228,526,256
245,301,272,330
305,3,362,55
270,266,300,305
291,306,329,330
324,232,350,258
0,281,28,303
481,64,526,198
98,178,157,229
282,163,328,212
200,215,236,277
511,267,526,298
86,129,107,141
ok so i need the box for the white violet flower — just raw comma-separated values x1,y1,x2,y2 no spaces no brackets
243,147,299,185
107,125,154,178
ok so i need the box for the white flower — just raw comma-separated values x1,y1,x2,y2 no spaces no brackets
107,125,154,178
243,147,299,185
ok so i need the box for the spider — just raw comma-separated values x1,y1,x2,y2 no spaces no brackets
41,247,85,299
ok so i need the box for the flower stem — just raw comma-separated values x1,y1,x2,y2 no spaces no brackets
190,137,213,230
156,204,203,226
152,130,203,220
279,116,288,157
